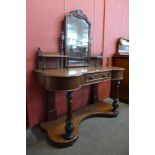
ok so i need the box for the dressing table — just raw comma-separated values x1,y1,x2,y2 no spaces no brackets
36,10,124,147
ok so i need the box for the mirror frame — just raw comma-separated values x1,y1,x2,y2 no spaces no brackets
63,10,91,67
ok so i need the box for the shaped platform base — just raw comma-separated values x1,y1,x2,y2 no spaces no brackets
40,102,118,147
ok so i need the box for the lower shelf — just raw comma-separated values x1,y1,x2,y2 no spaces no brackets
40,101,118,147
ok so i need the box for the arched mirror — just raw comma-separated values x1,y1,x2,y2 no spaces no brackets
62,10,91,67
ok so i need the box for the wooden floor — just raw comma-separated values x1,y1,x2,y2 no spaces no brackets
40,102,118,147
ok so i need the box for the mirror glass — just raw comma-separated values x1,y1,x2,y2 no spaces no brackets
64,11,90,67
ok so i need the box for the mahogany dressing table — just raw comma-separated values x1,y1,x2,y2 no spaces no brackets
36,10,124,147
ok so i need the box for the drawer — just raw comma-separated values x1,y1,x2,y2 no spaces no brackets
85,72,111,83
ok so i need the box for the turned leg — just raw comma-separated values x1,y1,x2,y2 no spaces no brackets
112,80,120,113
65,91,74,140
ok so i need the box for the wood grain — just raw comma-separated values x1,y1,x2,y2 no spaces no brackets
40,101,118,147
111,54,129,103
36,67,124,91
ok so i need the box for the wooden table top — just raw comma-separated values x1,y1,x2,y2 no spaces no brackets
36,67,124,77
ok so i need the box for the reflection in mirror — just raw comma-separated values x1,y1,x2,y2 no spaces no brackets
64,10,91,67
66,16,89,58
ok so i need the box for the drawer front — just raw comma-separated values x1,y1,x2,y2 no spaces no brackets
85,72,111,83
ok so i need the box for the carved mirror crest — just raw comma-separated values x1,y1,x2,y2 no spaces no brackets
62,10,91,67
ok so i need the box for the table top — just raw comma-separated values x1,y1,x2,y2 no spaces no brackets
36,67,124,77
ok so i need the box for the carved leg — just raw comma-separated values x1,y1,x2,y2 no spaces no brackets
112,80,120,113
65,91,74,140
